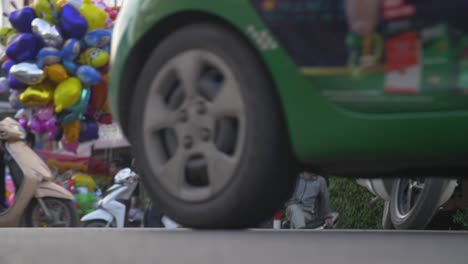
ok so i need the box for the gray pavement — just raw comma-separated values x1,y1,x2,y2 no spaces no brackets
0,229,466,264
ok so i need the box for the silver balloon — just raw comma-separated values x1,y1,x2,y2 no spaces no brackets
0,77,9,94
31,18,63,49
9,90,20,108
10,62,45,85
0,44,5,62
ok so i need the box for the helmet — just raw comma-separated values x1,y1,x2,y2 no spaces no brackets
114,168,138,184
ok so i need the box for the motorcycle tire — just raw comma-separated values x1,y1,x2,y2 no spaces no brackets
82,220,108,228
24,198,78,227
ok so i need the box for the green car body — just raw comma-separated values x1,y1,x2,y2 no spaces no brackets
110,0,468,176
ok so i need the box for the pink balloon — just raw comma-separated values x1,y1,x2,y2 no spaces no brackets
61,138,79,153
19,118,30,132
44,115,57,131
36,106,54,120
30,118,45,134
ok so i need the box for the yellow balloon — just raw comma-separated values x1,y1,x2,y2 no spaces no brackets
72,173,96,191
79,0,107,31
0,27,17,46
54,77,82,113
45,64,69,83
54,0,67,12
19,81,55,106
31,0,58,23
79,48,109,68
63,120,80,143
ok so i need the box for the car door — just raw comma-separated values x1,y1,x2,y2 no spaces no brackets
250,0,468,114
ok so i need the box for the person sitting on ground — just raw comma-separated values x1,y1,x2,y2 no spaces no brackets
286,171,334,229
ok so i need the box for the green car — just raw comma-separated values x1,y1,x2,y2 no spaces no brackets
109,0,468,228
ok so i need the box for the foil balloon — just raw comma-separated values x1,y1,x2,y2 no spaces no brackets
79,48,109,68
15,108,33,123
54,77,82,113
63,120,80,143
79,0,107,32
9,7,36,33
2,60,15,75
9,62,45,85
36,106,55,120
0,77,9,94
61,87,90,124
68,0,84,10
31,0,58,24
61,137,79,153
90,79,107,110
9,90,23,110
18,118,30,132
60,4,88,39
105,7,120,21
76,65,102,86
92,0,107,10
96,111,112,124
79,117,98,142
6,33,42,62
7,75,27,90
0,27,17,46
19,82,54,106
31,18,63,48
30,117,46,134
0,44,5,62
44,63,68,83
84,29,111,48
62,39,81,73
37,47,62,68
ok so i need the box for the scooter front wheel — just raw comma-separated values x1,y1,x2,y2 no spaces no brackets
82,220,109,228
24,198,79,227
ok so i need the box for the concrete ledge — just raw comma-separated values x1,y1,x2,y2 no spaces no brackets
0,229,466,264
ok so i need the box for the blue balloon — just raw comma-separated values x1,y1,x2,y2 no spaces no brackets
6,33,42,62
9,7,36,33
60,4,88,39
37,47,62,68
2,60,15,75
79,117,99,142
62,39,81,74
84,29,112,48
7,75,27,90
76,65,102,86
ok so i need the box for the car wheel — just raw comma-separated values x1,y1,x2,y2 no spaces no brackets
129,23,295,228
389,178,447,230
382,201,393,229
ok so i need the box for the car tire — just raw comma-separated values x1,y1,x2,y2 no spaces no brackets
129,23,296,228
389,178,447,230
382,201,393,229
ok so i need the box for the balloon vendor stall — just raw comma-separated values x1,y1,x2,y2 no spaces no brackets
0,0,122,216
0,0,120,153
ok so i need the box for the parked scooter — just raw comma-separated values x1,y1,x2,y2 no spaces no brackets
0,117,78,227
81,168,139,227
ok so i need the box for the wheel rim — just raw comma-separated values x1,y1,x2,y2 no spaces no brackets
395,178,426,219
142,50,246,202
32,199,72,227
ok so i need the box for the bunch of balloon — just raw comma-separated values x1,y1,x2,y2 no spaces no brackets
0,0,120,153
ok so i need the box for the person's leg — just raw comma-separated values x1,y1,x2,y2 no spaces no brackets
286,204,307,229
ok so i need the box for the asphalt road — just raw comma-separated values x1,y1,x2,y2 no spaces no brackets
0,229,466,264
